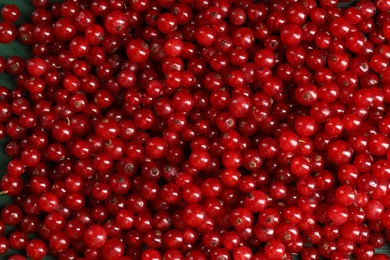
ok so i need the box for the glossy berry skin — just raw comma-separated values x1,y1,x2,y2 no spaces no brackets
245,190,267,212
20,147,41,168
53,18,76,41
328,140,353,165
145,137,167,159
157,13,177,34
291,156,311,176
38,192,59,213
1,4,20,23
229,207,253,230
84,224,107,249
26,57,47,77
189,150,211,170
102,238,124,259
279,131,299,153
126,39,149,63
104,11,128,35
0,22,17,43
328,52,350,73
26,239,47,259
327,204,349,225
280,24,303,46
182,203,206,228
0,0,389,258
49,230,70,251
264,239,285,260
0,235,8,254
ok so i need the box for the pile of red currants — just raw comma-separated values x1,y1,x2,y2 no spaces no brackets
0,0,390,259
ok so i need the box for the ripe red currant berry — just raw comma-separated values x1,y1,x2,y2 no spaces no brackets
145,137,167,159
49,230,70,251
38,192,59,213
1,4,20,23
280,24,303,47
229,207,253,230
104,11,129,35
182,204,206,228
327,204,349,225
189,150,211,170
26,239,47,259
328,140,353,165
83,224,107,249
0,21,17,43
126,39,149,63
26,57,47,77
245,190,267,212
264,239,285,260
279,131,299,153
328,52,350,73
157,13,177,34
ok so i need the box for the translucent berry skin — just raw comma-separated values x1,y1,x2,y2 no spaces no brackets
328,140,353,165
0,22,17,43
83,224,107,249
126,39,150,63
26,239,47,259
1,4,20,23
280,24,303,47
0,1,390,259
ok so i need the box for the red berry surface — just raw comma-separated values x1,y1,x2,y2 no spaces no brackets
0,1,388,259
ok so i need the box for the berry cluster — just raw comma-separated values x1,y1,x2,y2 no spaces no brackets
0,0,389,259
